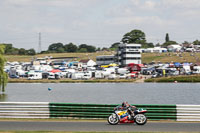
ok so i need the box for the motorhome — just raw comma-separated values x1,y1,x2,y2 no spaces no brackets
108,73,117,79
193,66,200,74
48,72,55,79
182,66,191,74
117,68,129,74
48,72,62,79
28,71,42,80
82,72,92,80
95,71,104,79
71,72,84,80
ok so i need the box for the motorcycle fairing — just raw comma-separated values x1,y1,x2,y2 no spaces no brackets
116,110,134,123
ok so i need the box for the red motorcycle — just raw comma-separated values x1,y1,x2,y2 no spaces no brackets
107,106,147,125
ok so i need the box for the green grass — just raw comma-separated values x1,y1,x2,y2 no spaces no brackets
145,75,200,82
5,51,114,62
5,52,200,64
8,78,136,83
2,131,200,133
142,52,200,63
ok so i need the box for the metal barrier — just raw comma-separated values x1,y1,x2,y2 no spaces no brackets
0,102,49,118
177,105,200,121
49,103,177,120
0,102,199,121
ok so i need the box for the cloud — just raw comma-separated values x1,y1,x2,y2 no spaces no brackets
105,15,177,27
161,0,200,9
32,27,64,34
3,0,102,8
1,0,200,49
129,0,156,11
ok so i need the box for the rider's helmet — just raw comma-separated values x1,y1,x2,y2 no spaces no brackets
122,101,128,107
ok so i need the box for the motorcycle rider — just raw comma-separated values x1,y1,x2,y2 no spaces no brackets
122,101,136,120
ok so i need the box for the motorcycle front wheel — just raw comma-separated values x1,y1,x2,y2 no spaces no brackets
134,114,147,125
107,113,119,125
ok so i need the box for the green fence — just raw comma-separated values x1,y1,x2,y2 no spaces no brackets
49,103,176,120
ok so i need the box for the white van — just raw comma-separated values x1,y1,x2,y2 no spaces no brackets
71,72,84,80
95,71,104,79
193,66,200,74
28,72,42,80
48,72,55,79
182,66,191,74
117,68,129,74
82,72,92,80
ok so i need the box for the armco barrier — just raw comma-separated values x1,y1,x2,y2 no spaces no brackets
0,102,49,118
0,102,200,121
49,103,177,120
177,105,200,121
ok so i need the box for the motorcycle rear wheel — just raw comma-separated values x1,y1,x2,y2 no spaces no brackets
134,114,147,125
107,114,119,125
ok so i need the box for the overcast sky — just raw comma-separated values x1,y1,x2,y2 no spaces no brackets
1,0,200,51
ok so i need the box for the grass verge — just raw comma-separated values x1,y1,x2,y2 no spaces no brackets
8,78,136,83
145,75,200,82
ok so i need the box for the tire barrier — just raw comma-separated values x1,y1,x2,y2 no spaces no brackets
0,102,199,121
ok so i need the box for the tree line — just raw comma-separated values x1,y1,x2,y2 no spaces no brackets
1,29,200,55
0,45,7,93
44,43,96,54
0,44,36,55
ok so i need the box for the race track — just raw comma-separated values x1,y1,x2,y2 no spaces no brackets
0,121,199,132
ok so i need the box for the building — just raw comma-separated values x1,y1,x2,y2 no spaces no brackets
167,45,182,52
141,47,167,53
96,55,115,66
116,43,141,66
79,59,96,67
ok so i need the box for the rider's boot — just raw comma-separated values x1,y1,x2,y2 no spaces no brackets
128,114,134,120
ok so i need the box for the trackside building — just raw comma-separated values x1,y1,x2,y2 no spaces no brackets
96,43,141,66
96,55,115,66
116,43,141,66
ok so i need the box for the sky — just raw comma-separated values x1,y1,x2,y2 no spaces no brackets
0,0,200,51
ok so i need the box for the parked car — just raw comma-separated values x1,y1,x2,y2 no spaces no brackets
10,75,19,78
108,73,117,79
119,74,127,79
28,72,42,80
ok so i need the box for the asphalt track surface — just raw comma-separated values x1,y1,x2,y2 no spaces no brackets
0,121,200,132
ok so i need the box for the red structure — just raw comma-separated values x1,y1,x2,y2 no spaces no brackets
128,63,142,72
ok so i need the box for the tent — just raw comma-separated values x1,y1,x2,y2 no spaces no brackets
50,69,62,73
174,62,181,67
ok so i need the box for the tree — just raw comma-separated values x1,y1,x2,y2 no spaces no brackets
78,44,88,49
121,29,146,44
64,43,78,52
162,41,177,47
0,45,8,93
18,48,26,55
79,48,87,53
78,44,96,53
162,33,177,47
165,33,169,42
26,49,36,55
57,47,65,53
110,42,120,50
155,43,161,47
48,43,64,52
86,45,96,52
96,47,101,51
193,40,200,45
182,41,190,44
101,47,109,51
142,43,154,48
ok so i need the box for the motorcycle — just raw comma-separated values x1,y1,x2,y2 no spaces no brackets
107,106,147,125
